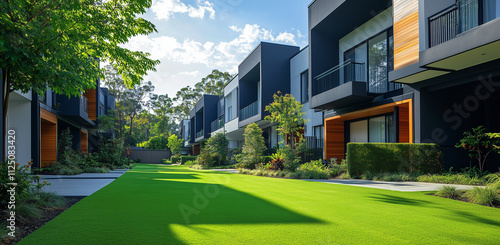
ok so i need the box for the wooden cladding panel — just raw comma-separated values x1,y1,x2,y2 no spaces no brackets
193,144,200,156
324,99,414,160
325,119,345,161
81,130,88,154
84,89,97,121
399,103,410,143
393,0,419,70
41,108,57,124
41,120,57,167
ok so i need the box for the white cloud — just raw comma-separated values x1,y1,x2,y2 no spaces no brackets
178,71,200,77
151,0,216,20
276,32,296,45
297,30,304,38
122,24,298,75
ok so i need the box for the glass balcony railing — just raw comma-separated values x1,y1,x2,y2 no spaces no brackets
313,60,365,96
81,96,88,113
196,129,204,139
211,116,224,132
240,100,259,121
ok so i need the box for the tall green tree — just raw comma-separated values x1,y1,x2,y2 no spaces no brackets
0,0,159,152
173,69,232,121
167,134,183,156
265,91,306,149
122,81,154,136
236,123,266,169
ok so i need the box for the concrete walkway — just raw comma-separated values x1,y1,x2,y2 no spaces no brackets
304,179,476,192
39,169,129,197
212,169,476,192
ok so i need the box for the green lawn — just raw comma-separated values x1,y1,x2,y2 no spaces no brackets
21,164,500,244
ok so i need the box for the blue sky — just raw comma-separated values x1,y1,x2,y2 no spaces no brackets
122,0,310,99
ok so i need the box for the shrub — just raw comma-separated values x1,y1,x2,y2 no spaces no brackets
294,160,330,179
162,159,172,164
330,160,348,177
184,160,197,167
205,133,229,166
96,136,129,167
347,143,442,177
181,156,197,165
236,123,266,169
465,186,499,206
436,186,463,200
167,134,183,156
170,156,181,164
456,126,500,173
417,174,483,185
269,153,285,171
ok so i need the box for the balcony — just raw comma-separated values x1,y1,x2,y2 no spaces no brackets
57,94,94,126
422,0,500,72
311,60,403,110
240,100,259,121
211,116,224,133
196,129,204,139
313,60,365,96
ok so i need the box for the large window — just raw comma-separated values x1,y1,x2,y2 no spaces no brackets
300,70,309,103
349,113,396,143
344,28,397,94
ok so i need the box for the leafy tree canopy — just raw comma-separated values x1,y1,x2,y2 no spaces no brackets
1,0,159,97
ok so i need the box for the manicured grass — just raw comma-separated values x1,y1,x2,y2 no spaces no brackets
20,164,500,244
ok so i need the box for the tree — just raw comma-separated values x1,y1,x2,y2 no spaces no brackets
173,69,232,121
122,81,154,136
265,92,306,169
265,92,306,149
236,123,266,169
167,134,183,156
456,126,500,173
205,133,229,166
1,1,160,154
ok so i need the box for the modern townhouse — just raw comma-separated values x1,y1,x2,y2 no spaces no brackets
309,0,412,162
189,94,220,155
237,42,300,148
3,75,116,169
309,0,500,170
389,0,500,170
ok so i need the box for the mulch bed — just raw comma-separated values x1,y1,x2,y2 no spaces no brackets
1,196,84,245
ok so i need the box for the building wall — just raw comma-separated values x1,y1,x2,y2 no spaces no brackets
290,46,323,137
339,7,393,64
6,92,32,167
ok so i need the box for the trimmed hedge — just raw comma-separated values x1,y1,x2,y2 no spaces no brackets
347,143,442,177
181,156,197,165
170,156,181,164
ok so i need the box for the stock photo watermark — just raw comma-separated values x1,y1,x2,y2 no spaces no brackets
6,129,17,238
178,174,231,224
425,74,500,144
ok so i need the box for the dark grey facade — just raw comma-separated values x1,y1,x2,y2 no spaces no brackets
189,94,220,143
238,42,300,128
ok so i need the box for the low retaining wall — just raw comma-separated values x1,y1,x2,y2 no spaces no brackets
128,149,171,164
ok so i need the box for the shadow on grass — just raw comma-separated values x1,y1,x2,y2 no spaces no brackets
367,194,432,206
20,164,324,245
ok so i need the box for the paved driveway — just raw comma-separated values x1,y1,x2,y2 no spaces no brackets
40,169,129,196
304,179,476,192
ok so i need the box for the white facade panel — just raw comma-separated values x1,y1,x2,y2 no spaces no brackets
290,46,323,137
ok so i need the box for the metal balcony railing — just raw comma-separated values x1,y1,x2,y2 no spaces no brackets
211,116,224,132
429,0,485,47
196,129,204,139
240,100,259,121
